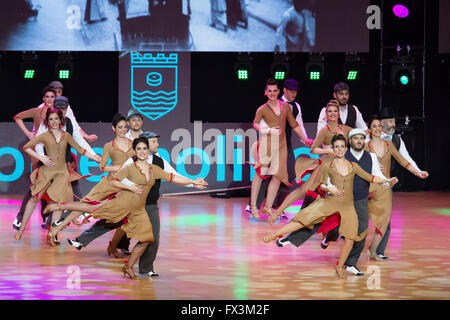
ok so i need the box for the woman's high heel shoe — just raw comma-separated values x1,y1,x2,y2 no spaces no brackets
263,207,281,225
335,265,347,278
122,264,137,279
367,249,381,261
14,230,23,240
268,210,280,225
262,206,273,217
47,232,56,247
263,232,278,243
43,202,62,215
250,205,260,219
107,241,121,258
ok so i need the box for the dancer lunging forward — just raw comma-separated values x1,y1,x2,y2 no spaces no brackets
43,137,207,279
263,134,395,277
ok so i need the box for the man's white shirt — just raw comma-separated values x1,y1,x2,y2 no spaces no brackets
317,104,368,133
125,129,143,141
381,132,420,171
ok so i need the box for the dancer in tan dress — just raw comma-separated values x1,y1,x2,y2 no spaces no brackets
81,114,134,206
268,100,352,223
44,137,207,279
364,117,429,260
250,78,310,218
13,86,56,168
14,109,99,243
263,134,394,277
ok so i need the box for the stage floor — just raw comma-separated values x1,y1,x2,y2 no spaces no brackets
1,192,449,300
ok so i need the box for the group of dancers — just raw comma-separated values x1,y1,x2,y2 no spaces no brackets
250,78,429,277
12,81,207,279
11,78,428,280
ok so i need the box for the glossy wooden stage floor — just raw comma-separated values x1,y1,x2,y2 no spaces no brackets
0,192,449,300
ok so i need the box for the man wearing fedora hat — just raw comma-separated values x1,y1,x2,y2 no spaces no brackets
317,82,368,133
48,80,98,143
379,107,421,175
375,107,423,259
34,96,100,163
275,129,397,275
281,79,313,179
125,109,144,140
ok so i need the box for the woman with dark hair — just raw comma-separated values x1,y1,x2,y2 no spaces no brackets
250,78,310,219
14,109,99,243
43,137,207,278
364,117,428,260
269,100,352,223
263,134,394,277
67,114,135,250
75,113,133,222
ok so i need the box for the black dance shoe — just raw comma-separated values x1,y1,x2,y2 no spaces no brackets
68,239,83,250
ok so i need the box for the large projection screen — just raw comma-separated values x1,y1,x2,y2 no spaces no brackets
0,0,369,52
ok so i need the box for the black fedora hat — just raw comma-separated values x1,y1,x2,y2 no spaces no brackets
378,107,396,120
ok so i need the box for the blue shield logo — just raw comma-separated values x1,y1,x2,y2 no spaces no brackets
130,53,178,120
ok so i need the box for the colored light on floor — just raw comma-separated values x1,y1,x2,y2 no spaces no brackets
233,261,248,300
393,4,409,18
434,208,450,216
171,214,224,227
0,199,22,206
284,205,302,214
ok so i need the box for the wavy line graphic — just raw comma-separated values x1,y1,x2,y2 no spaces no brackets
132,90,176,96
140,112,172,115
136,107,173,112
132,95,176,101
132,101,176,106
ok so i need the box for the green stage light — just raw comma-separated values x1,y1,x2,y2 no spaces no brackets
237,69,248,80
309,71,321,80
59,69,70,79
274,70,286,80
24,69,35,79
306,53,324,81
347,70,358,80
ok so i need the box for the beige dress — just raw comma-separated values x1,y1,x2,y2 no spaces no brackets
23,131,86,203
89,163,172,242
291,160,374,241
365,139,411,231
82,139,134,203
13,104,47,168
252,101,299,185
295,124,352,189
13,104,47,134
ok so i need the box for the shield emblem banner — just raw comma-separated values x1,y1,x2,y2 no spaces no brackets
130,53,178,120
